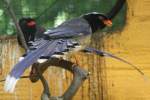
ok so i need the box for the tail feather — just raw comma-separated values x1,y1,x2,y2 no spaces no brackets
4,40,58,93
10,41,52,78
4,75,18,93
100,50,145,76
83,47,145,76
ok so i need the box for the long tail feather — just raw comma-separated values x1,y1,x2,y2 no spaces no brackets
10,41,52,78
4,40,58,93
83,47,145,76
4,75,18,93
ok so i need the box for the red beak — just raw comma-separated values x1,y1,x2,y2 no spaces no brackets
27,21,36,27
103,19,112,27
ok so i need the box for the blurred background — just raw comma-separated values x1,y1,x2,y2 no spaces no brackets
0,0,126,35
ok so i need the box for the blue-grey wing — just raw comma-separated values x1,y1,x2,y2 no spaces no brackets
9,38,80,79
44,18,91,38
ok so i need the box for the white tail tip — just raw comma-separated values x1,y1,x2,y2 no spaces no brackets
19,57,24,61
4,75,18,93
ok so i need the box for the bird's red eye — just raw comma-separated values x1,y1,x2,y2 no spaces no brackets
27,21,36,27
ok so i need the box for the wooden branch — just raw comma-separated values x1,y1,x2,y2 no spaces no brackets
106,0,126,19
29,58,89,100
33,63,51,100
3,0,28,50
62,65,88,100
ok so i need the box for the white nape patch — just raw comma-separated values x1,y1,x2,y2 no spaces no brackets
37,59,48,63
19,57,24,61
83,12,99,16
91,12,99,14
4,75,19,93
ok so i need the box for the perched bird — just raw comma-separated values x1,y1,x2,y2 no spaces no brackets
4,11,145,93
4,12,113,93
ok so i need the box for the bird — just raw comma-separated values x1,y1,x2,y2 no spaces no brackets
16,0,127,83
4,11,146,93
4,12,113,93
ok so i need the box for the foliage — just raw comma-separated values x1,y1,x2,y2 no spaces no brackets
0,0,126,35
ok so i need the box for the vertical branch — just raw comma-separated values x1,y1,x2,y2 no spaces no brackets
0,40,2,75
106,0,126,19
3,0,28,51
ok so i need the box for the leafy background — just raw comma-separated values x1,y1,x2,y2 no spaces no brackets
0,0,126,35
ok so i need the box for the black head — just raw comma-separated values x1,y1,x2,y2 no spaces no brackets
19,17,37,34
19,17,37,43
82,12,112,33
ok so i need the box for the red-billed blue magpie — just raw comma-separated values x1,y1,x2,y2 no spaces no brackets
4,12,145,93
4,12,113,92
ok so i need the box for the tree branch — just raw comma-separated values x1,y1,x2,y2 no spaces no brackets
107,0,126,19
30,58,89,100
3,0,28,50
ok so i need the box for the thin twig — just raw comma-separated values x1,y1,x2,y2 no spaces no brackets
0,75,30,82
3,0,28,50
